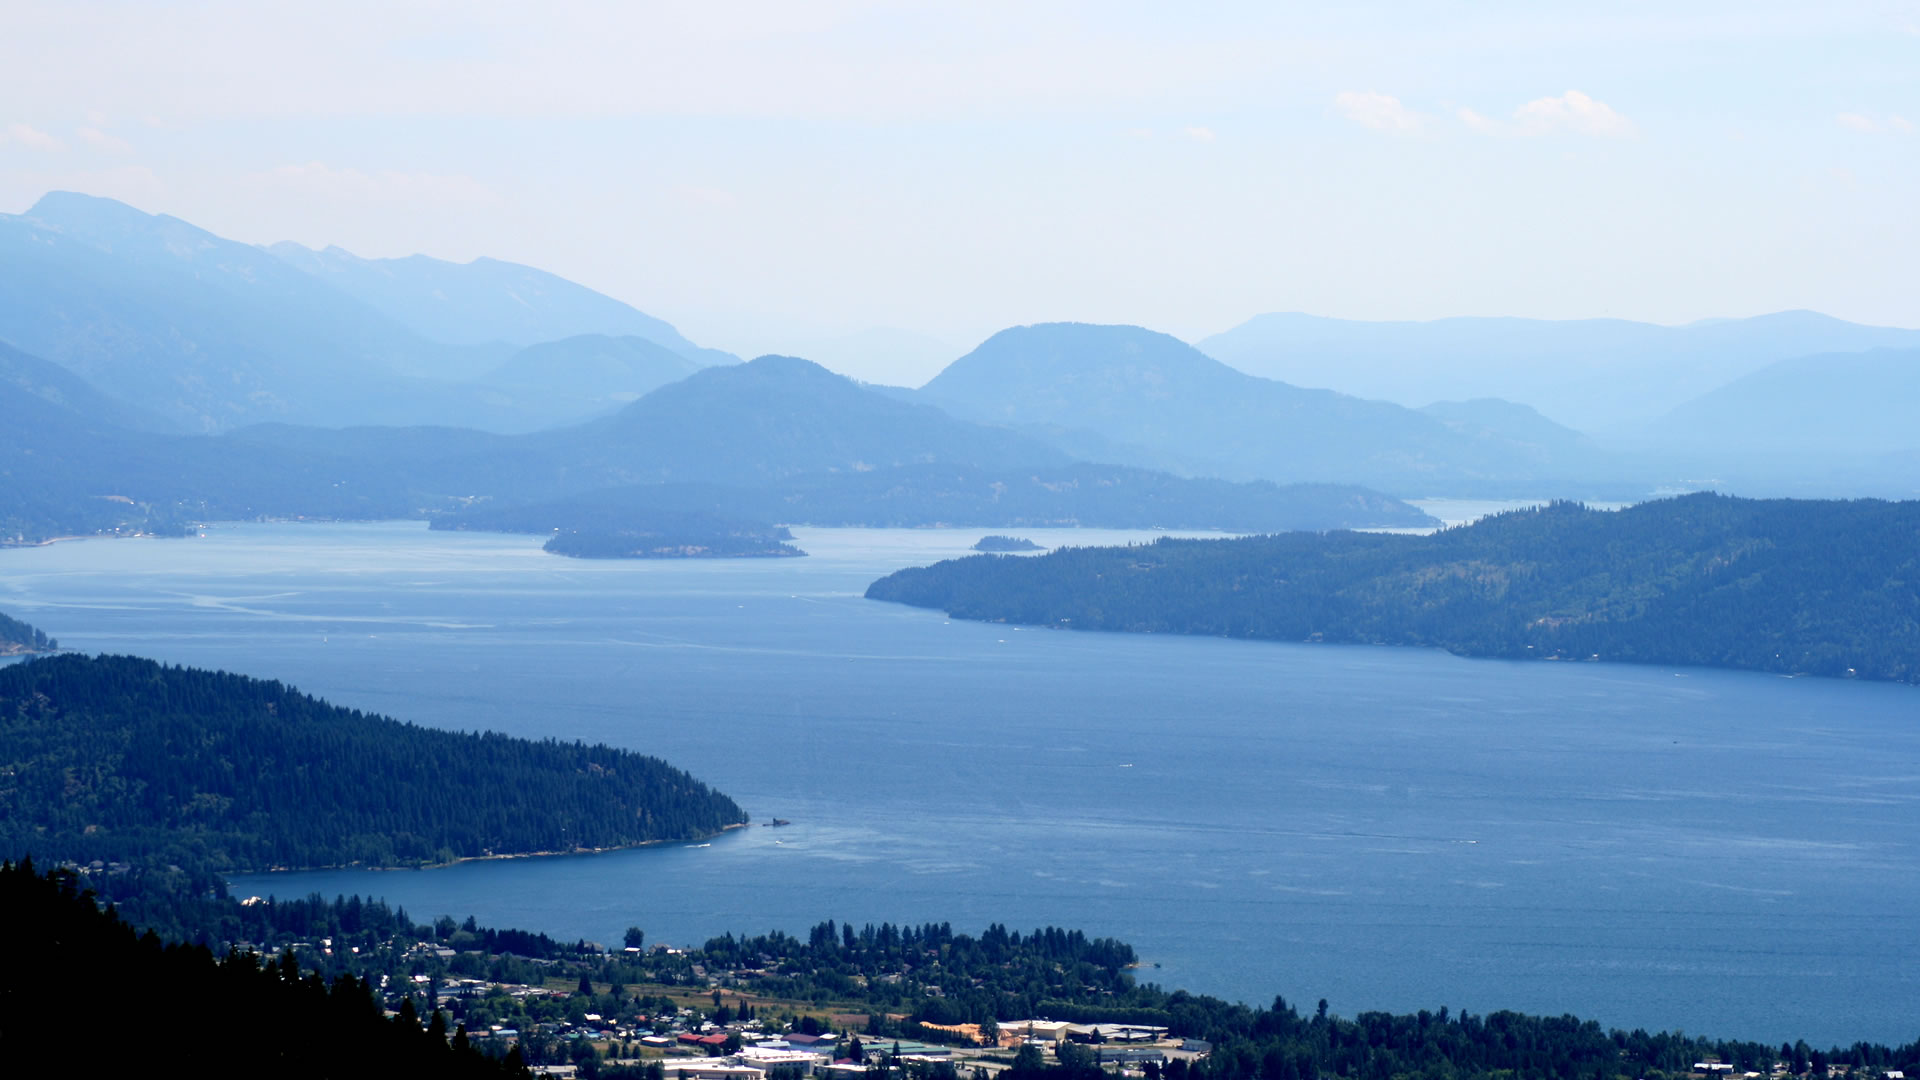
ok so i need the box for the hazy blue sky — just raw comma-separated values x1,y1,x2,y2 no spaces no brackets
3,1,1916,379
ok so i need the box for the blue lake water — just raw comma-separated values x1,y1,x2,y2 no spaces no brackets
2,521,1916,1046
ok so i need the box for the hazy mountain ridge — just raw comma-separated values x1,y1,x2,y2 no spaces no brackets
0,192,443,431
0,340,175,434
918,322,1604,496
5,346,1431,540
1644,347,1920,457
268,241,735,368
546,354,1074,485
1198,310,1920,432
0,192,731,432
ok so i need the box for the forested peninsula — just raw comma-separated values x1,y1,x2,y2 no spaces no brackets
0,608,57,653
0,654,747,874
866,494,1920,684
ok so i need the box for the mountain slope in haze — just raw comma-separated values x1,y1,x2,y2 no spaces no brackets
918,322,1594,496
5,341,1430,541
1420,398,1597,460
270,241,734,368
0,339,175,433
0,192,458,431
1645,348,1920,458
535,354,1074,486
475,333,705,423
0,347,429,543
868,494,1920,684
1198,311,1920,431
0,191,732,432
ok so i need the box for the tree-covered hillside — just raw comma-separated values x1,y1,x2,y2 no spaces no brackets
867,494,1920,683
0,609,56,654
0,654,746,871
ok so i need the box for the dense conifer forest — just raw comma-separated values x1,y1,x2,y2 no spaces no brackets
0,607,56,653
867,494,1920,683
0,654,747,873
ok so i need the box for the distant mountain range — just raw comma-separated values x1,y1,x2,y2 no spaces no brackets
2,343,1434,542
0,192,730,432
4,189,1916,517
1198,311,1920,433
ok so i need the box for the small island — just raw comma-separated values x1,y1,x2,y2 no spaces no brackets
435,494,806,560
545,526,804,559
973,534,1043,552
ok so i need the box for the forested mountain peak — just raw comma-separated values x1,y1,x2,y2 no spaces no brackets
562,354,1071,483
922,322,1255,409
916,322,1590,495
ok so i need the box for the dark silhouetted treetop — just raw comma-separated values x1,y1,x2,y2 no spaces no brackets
0,859,527,1079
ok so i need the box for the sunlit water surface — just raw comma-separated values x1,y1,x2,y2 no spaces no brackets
2,518,1914,1045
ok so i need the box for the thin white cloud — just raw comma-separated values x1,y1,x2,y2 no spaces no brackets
1513,90,1634,137
2,121,66,151
1838,112,1913,135
1461,91,1634,137
1334,91,1423,134
76,126,134,154
1183,126,1216,142
1456,107,1499,134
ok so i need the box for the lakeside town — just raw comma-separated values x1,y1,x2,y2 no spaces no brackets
213,907,1899,1080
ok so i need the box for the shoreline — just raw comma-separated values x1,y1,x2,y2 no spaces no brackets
226,820,752,882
